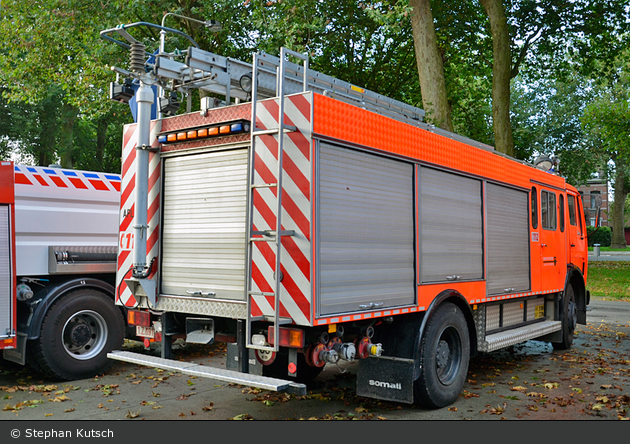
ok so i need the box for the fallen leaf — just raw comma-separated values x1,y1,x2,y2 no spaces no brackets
230,413,253,420
126,410,141,419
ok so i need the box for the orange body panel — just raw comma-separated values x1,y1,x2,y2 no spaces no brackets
311,93,584,323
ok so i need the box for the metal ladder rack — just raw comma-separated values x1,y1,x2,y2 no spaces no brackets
244,48,309,353
177,46,426,126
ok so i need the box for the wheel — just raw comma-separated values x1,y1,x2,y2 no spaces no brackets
30,289,125,380
552,285,577,350
262,349,325,384
414,302,470,408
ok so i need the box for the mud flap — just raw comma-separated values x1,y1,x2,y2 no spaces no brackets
2,333,26,365
356,356,416,404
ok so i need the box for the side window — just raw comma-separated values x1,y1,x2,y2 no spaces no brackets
558,194,564,233
531,187,538,229
541,190,557,230
568,195,577,226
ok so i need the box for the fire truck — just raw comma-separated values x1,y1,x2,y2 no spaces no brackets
0,161,125,380
101,22,592,408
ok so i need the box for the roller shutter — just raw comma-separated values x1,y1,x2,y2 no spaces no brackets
161,149,249,300
486,183,530,295
419,167,483,283
0,205,11,338
317,144,415,316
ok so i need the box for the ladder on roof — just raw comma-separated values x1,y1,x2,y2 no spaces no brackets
183,46,425,125
244,48,308,353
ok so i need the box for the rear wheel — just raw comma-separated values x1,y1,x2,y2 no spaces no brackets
30,289,125,380
414,302,470,408
552,285,577,350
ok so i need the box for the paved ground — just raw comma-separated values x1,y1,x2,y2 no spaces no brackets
589,250,630,262
0,299,628,423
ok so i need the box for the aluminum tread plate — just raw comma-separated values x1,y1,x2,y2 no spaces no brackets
482,320,561,352
108,350,306,394
156,295,247,319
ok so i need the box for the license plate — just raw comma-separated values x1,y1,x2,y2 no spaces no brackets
535,305,545,319
136,325,155,338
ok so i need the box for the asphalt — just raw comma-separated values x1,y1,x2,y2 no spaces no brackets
0,299,628,424
588,250,630,262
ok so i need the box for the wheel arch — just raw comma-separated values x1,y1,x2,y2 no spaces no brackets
416,290,478,363
25,277,121,340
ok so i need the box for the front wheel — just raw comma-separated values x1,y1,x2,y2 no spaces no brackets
552,285,577,350
414,302,470,409
29,289,125,380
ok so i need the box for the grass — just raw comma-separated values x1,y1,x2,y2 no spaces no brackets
587,261,630,301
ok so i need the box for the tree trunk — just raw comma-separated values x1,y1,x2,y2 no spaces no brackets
409,0,453,132
95,115,108,169
611,165,628,249
480,0,515,157
59,104,78,169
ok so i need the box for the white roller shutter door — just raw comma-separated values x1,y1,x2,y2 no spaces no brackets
0,205,11,338
161,149,249,300
419,167,483,283
317,144,415,316
486,183,531,295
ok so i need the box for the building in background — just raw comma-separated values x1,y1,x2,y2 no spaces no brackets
576,177,608,227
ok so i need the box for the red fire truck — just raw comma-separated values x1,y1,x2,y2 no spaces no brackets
0,161,125,380
102,22,592,408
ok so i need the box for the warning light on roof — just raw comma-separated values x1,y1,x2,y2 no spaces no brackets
157,119,250,144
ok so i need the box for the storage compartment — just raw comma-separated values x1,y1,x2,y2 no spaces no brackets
0,205,12,338
317,144,415,316
160,149,249,300
486,184,531,295
419,167,483,283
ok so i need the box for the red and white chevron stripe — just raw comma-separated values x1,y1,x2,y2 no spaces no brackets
14,165,120,192
116,121,162,307
250,94,314,326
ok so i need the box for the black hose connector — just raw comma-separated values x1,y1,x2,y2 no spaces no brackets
133,256,156,279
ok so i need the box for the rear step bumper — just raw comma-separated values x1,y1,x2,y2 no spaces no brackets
108,350,307,395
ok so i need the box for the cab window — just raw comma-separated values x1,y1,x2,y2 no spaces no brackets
541,190,557,230
531,187,538,229
568,195,577,226
558,194,564,232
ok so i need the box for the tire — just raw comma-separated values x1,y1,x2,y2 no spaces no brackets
552,285,577,350
414,302,470,409
262,350,325,384
30,289,125,380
